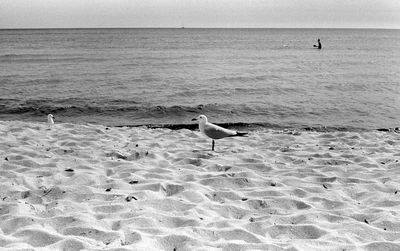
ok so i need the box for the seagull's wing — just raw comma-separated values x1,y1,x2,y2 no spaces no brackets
203,122,237,139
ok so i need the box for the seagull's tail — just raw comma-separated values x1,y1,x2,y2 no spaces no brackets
231,132,248,137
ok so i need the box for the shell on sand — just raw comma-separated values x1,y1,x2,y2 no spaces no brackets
0,120,399,250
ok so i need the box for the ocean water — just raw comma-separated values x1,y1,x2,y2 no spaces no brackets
1,28,399,130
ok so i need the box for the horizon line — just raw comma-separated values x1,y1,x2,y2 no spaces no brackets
0,27,399,30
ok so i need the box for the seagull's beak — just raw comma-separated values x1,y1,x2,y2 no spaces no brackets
191,118,197,121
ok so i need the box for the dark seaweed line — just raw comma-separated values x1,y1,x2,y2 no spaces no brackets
113,122,376,132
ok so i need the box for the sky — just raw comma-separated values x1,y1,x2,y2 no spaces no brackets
1,0,399,29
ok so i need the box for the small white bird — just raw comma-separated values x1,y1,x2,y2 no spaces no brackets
47,114,55,125
192,114,248,151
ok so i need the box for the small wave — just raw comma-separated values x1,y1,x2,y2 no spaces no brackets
0,98,204,117
0,54,19,58
0,53,52,59
0,56,110,63
0,98,372,132
0,53,114,64
208,74,274,83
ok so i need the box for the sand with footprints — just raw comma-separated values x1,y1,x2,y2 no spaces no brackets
0,120,399,250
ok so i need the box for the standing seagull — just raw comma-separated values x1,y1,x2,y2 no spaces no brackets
47,114,55,125
192,115,248,151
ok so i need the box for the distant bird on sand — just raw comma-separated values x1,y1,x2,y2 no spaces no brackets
192,115,248,151
47,114,54,125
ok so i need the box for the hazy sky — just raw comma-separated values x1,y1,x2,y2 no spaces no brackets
1,0,399,29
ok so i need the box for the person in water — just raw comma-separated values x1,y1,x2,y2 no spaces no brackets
313,38,322,49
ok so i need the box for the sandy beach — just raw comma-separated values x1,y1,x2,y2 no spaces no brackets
0,120,399,250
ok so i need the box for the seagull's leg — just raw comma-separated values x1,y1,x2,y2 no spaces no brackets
212,140,215,151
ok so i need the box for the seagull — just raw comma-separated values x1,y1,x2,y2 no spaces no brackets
192,115,248,151
47,114,55,125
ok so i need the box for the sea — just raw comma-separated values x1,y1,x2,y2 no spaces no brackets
1,28,399,130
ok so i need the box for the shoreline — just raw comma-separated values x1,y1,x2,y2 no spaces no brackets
1,120,399,250
1,118,399,133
